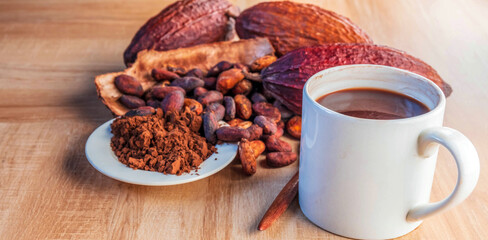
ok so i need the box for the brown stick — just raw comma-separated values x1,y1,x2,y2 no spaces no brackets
258,171,299,231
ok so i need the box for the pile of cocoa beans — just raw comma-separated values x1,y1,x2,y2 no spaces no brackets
113,55,302,175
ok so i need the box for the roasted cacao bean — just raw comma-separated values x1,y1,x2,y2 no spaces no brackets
198,90,223,106
150,85,186,100
254,115,277,135
161,91,184,113
120,95,146,109
266,152,298,167
184,98,203,115
205,103,225,121
250,55,277,72
265,135,292,152
216,126,251,142
124,106,156,117
170,76,205,92
203,112,218,144
239,139,257,175
216,68,245,93
114,74,144,97
151,68,180,81
286,116,302,139
235,94,252,120
231,79,252,95
223,96,236,120
252,102,281,123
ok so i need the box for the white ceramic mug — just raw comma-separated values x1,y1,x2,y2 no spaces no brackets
298,65,480,239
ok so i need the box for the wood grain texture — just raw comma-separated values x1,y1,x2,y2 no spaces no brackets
0,0,487,239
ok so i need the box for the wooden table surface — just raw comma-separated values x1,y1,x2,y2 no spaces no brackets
1,0,487,239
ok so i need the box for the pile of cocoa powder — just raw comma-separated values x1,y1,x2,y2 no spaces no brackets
110,107,216,175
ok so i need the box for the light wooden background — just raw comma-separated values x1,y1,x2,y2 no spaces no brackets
0,0,487,239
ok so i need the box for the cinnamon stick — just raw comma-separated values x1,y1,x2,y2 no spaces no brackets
258,171,299,230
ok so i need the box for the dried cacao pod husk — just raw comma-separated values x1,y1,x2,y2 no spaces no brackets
123,0,239,65
262,43,452,114
236,1,372,56
95,38,274,116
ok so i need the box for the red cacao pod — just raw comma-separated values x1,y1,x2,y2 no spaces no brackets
123,0,238,66
236,1,372,56
261,43,452,114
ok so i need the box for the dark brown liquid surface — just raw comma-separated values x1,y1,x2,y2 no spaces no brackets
316,88,430,120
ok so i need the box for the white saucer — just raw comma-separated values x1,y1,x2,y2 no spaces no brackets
85,119,238,186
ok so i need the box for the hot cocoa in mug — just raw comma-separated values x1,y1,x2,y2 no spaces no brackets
299,65,480,239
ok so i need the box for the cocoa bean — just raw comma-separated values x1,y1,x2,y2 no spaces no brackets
216,68,245,93
273,100,294,119
123,0,237,65
193,87,208,98
252,102,281,123
235,94,252,120
262,127,284,141
124,106,156,117
250,55,277,72
150,85,186,100
223,96,236,121
203,77,217,89
146,99,161,109
216,126,251,142
203,112,218,144
184,98,203,115
151,68,179,81
227,118,243,127
207,61,233,77
251,93,267,103
198,90,223,106
247,124,263,141
114,74,143,97
239,139,257,175
161,91,184,113
205,103,225,121
170,77,205,92
265,135,292,152
120,95,146,109
185,68,205,79
286,116,302,139
266,152,298,167
237,121,252,129
231,79,252,95
254,115,277,134
249,140,265,158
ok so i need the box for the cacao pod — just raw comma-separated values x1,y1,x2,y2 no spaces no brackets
236,1,372,56
123,0,238,65
261,43,452,114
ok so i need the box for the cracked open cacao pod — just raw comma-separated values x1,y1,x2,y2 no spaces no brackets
262,43,452,114
96,38,274,116
123,0,239,66
236,1,372,56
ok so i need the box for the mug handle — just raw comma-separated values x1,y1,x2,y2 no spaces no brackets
406,127,480,221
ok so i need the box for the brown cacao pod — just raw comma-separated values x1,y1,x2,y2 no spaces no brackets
236,1,372,56
123,0,238,66
261,43,453,114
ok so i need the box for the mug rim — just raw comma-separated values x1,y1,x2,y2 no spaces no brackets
303,64,446,123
